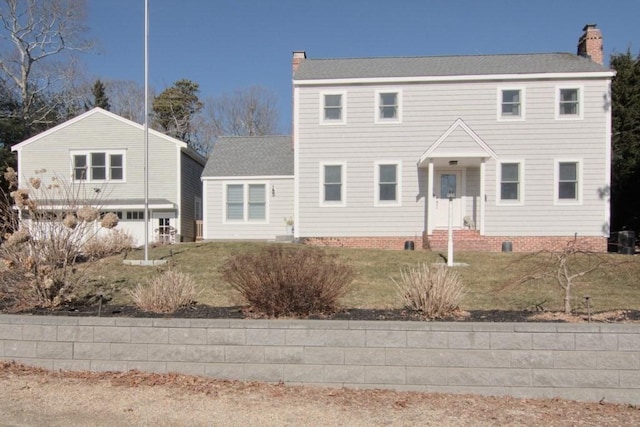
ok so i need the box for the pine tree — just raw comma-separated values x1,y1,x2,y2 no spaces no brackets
610,50,640,231
91,80,110,111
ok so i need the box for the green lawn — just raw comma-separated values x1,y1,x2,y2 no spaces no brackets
87,241,640,314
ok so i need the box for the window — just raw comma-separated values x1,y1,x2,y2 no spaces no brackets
557,87,582,119
71,151,125,182
375,162,401,206
226,184,244,220
126,211,144,220
324,165,342,202
320,163,346,206
558,161,578,200
375,89,402,123
225,183,267,222
499,89,523,119
248,184,266,220
320,92,346,124
500,163,520,201
379,93,397,119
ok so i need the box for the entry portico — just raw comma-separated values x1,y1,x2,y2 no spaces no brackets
418,118,498,236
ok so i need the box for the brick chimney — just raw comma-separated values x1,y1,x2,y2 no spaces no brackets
292,51,306,75
577,24,603,65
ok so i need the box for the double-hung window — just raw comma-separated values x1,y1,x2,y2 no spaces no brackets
556,161,580,202
557,87,582,119
321,92,346,124
321,163,346,206
499,162,522,203
71,151,125,182
225,183,267,222
375,162,401,206
499,88,524,119
375,90,402,123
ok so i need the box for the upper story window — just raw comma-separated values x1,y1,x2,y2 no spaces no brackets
320,92,346,124
72,151,125,182
375,89,402,123
375,161,402,206
498,88,524,120
320,162,346,206
556,87,583,119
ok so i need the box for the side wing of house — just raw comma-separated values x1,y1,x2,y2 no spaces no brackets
11,108,188,246
201,135,295,241
203,176,294,239
293,55,613,251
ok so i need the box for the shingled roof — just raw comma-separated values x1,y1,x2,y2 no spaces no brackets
293,53,611,81
202,135,293,178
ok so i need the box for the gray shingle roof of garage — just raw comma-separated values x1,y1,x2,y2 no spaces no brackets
202,135,293,177
293,53,611,80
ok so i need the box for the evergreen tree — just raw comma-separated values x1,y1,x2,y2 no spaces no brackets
610,50,640,231
90,79,110,110
152,79,203,143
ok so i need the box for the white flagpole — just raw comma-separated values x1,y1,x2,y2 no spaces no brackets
143,0,149,262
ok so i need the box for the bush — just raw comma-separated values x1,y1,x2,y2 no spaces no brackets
0,168,123,309
220,245,355,317
393,263,465,319
129,269,199,313
82,230,136,260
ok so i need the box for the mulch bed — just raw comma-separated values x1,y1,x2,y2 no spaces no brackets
7,304,640,323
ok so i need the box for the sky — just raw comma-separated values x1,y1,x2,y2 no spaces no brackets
84,0,640,132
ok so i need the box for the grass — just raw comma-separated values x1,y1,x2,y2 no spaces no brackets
84,241,640,314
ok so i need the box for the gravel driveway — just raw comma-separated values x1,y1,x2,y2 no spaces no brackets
1,362,639,426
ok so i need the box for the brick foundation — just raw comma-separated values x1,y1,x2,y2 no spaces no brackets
301,233,608,253
300,236,421,250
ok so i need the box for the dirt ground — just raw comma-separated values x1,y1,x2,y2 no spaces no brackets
1,362,638,427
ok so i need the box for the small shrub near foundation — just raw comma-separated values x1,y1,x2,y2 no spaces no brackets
393,263,466,319
129,270,199,313
220,245,355,317
82,230,136,260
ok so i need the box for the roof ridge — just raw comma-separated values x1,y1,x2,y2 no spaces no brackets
304,52,576,61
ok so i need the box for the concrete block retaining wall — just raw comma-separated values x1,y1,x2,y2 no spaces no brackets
0,314,638,405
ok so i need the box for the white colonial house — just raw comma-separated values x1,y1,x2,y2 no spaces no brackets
292,24,614,251
11,108,205,245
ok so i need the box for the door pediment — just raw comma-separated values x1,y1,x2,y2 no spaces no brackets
418,118,497,167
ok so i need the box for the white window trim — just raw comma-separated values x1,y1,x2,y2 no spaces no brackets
553,159,583,205
374,89,403,124
222,181,269,223
319,91,347,125
319,161,347,207
496,160,525,206
496,87,525,121
70,150,126,183
374,161,402,207
555,85,584,120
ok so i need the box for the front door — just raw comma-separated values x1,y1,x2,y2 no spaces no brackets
434,170,462,228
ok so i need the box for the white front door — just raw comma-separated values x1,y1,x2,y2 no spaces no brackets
434,170,463,228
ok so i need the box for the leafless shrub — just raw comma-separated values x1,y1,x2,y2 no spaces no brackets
514,237,623,314
129,269,199,313
393,263,466,319
220,245,355,317
82,230,136,260
0,168,121,309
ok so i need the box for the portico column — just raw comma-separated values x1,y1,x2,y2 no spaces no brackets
480,158,486,234
427,159,434,234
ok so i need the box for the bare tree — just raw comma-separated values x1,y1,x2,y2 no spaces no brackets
105,80,147,124
0,0,92,131
514,237,625,314
203,85,280,138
